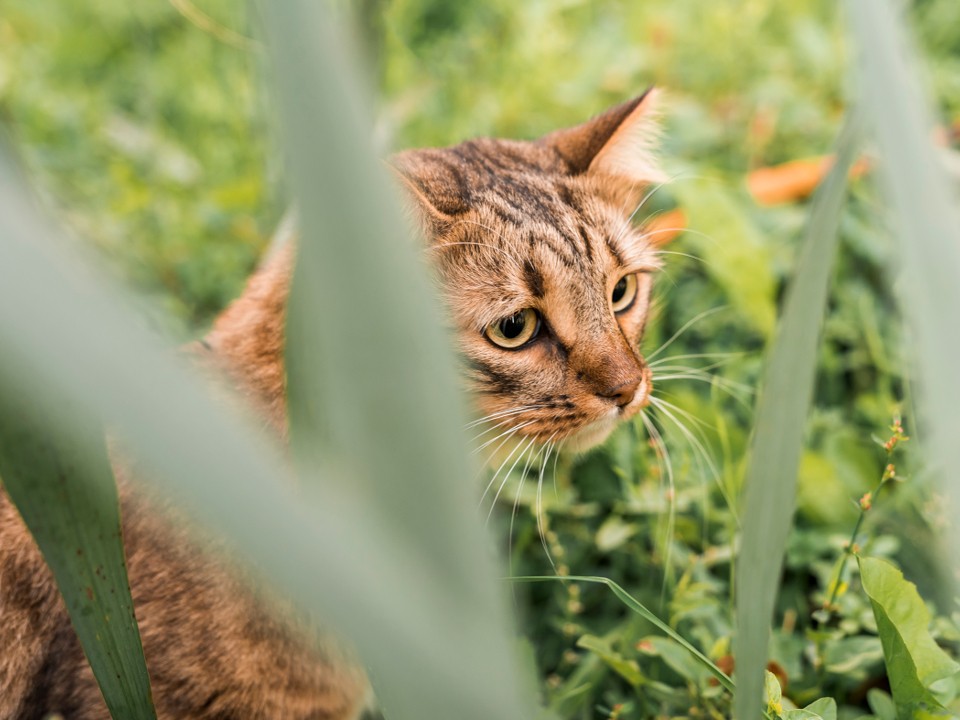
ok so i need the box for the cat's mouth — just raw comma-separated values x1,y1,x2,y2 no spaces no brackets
563,370,652,453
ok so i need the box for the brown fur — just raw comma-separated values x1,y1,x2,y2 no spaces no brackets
0,90,666,718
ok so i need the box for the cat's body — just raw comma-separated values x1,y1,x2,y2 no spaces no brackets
0,91,665,719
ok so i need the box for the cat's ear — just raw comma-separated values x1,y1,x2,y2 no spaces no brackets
388,150,465,239
544,88,666,186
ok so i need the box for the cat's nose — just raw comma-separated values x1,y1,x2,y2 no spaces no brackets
599,376,642,408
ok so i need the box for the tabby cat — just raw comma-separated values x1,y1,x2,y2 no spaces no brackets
0,89,666,719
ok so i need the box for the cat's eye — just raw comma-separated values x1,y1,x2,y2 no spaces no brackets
611,273,638,313
485,308,540,349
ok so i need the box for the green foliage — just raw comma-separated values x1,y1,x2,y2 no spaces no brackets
0,392,155,719
2,1,960,719
858,556,960,715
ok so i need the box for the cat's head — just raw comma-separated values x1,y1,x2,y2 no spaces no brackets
391,90,666,453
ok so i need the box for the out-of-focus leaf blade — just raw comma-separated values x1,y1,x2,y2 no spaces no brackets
0,394,155,720
858,556,960,712
263,3,534,719
734,117,861,720
847,0,960,579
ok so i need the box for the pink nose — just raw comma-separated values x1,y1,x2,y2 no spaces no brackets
598,376,642,408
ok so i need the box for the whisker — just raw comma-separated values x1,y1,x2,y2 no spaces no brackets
477,429,526,508
465,405,542,430
654,249,707,264
653,374,754,406
650,227,720,246
473,418,538,454
640,413,676,597
648,351,745,367
648,395,714,432
508,436,544,569
649,397,721,484
535,433,561,575
482,436,537,519
645,306,728,362
648,396,740,528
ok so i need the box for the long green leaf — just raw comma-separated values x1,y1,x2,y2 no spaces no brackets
263,3,533,719
734,116,861,720
512,575,735,693
846,0,960,584
0,393,155,719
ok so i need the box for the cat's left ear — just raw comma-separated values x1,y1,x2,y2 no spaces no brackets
544,88,666,187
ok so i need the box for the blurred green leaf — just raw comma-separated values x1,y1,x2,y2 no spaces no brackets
847,0,960,582
735,115,861,720
672,178,777,337
0,393,155,719
804,697,838,720
263,2,533,718
576,634,643,687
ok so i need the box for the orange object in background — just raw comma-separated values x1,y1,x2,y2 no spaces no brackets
643,208,686,245
747,155,870,206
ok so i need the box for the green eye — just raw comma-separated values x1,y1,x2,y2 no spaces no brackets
485,308,540,349
611,273,638,313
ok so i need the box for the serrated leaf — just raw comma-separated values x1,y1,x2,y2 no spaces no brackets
858,556,960,713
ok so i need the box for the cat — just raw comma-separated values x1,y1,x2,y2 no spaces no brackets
0,88,666,719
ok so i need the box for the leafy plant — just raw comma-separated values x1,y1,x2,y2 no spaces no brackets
1,0,960,719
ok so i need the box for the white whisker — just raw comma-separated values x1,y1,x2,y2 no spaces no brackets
535,433,561,575
465,405,542,430
473,418,538,454
646,306,727,361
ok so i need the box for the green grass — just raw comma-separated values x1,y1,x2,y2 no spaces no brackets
2,0,960,718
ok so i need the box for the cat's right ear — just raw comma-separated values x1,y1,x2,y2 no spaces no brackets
544,88,666,187
388,150,464,239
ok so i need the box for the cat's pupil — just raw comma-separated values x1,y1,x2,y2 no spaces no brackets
500,313,526,339
612,277,628,303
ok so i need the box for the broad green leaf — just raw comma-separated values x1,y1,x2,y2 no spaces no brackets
0,393,155,720
764,669,783,715
866,689,897,720
804,697,838,720
735,116,861,720
823,636,884,678
847,0,960,578
858,556,960,713
576,634,643,687
642,636,709,683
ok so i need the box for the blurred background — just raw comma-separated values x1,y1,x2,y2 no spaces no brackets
2,1,959,717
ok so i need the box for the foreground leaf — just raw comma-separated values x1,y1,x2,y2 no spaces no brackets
0,392,155,719
734,115,861,720
847,0,960,581
858,556,960,713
